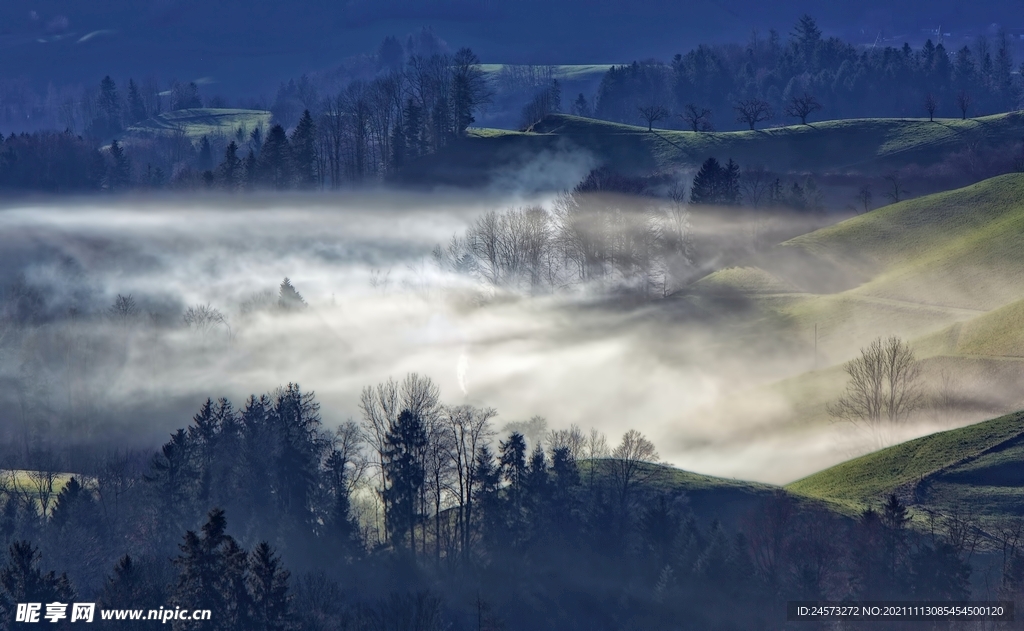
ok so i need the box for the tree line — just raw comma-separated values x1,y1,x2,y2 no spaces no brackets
591,15,1024,132
0,44,491,193
2,370,1023,630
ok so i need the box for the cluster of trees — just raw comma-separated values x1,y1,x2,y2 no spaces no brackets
101,46,488,191
593,15,1024,131
258,47,491,188
2,370,1022,630
0,35,491,193
432,171,696,296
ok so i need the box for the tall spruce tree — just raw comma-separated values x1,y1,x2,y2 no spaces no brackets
382,410,427,555
257,125,292,190
247,543,290,631
290,110,317,189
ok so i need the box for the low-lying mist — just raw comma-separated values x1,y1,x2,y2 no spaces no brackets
0,192,1005,485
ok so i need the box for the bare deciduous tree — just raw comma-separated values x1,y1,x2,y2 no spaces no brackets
827,336,923,448
924,92,938,122
182,303,228,338
547,423,587,462
932,368,962,424
884,172,906,204
741,165,773,208
734,98,772,130
107,293,140,327
784,93,822,124
856,185,873,214
609,429,659,512
956,90,972,120
679,104,713,132
636,103,669,131
441,404,496,560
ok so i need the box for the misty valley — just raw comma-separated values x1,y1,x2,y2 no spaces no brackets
4,7,1024,631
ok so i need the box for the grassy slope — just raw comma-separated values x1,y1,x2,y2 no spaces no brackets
696,173,1024,354
786,411,1024,517
417,111,1024,185
124,108,272,141
478,64,614,82
688,174,1024,451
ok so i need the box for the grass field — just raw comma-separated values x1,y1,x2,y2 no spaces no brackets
414,111,1024,187
478,64,614,83
677,172,1024,481
786,411,1024,518
692,173,1024,356
124,108,272,141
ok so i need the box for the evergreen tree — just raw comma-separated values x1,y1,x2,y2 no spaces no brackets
571,92,592,118
382,410,428,555
278,278,306,311
689,157,723,205
243,149,258,189
257,125,293,190
0,541,76,622
107,140,131,190
218,142,242,190
99,556,168,630
197,136,213,172
172,509,239,631
126,79,148,124
290,110,317,189
247,543,290,631
96,76,122,137
690,157,740,205
402,99,425,160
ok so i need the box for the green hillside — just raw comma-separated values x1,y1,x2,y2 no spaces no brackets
479,64,613,82
124,108,272,141
405,111,1024,185
787,411,1024,518
686,174,1024,458
694,173,1024,357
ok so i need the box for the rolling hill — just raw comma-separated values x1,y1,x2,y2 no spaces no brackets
787,411,1024,520
402,112,1024,189
123,108,272,141
680,172,1024,471
693,172,1024,362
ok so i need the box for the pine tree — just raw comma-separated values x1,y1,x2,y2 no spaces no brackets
218,142,242,190
382,410,428,555
689,157,722,205
97,76,122,136
571,93,591,118
722,158,741,205
172,509,239,631
257,125,293,190
247,543,290,631
402,99,425,160
99,555,168,629
473,444,502,552
126,79,147,124
243,149,258,189
50,477,91,530
108,140,131,190
277,278,306,311
197,136,213,172
500,433,528,507
0,541,76,622
290,110,317,189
